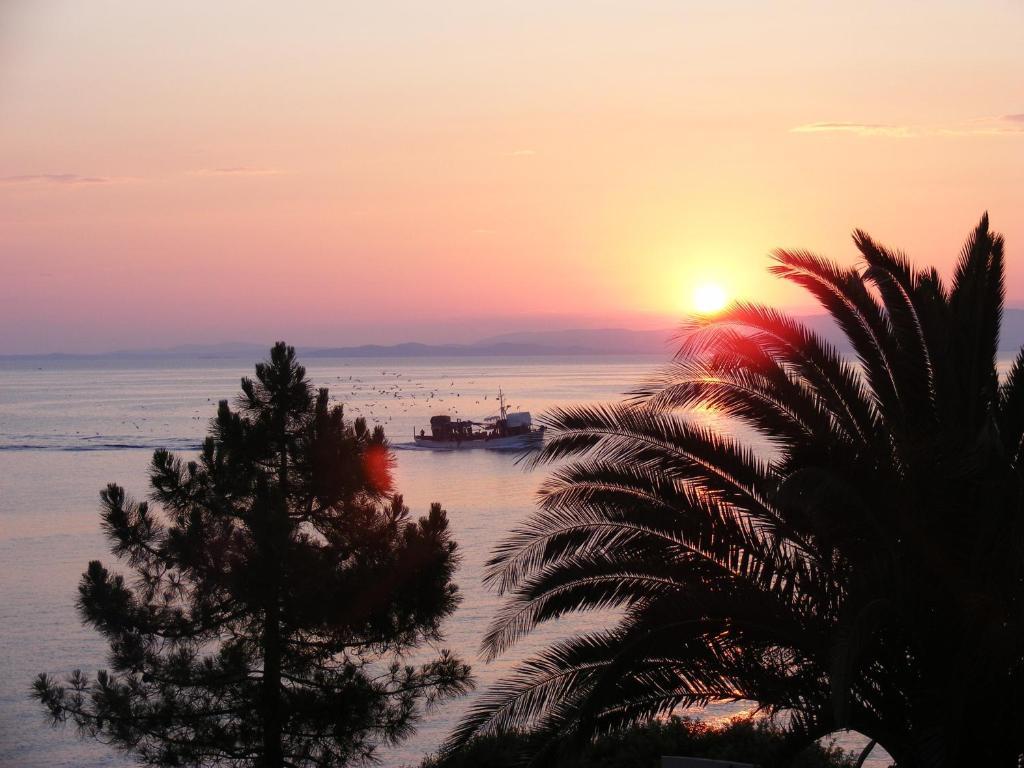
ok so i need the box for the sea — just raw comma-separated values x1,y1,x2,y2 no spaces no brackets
0,353,890,767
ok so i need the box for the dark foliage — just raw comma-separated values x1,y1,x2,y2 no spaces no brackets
34,343,472,767
427,716,857,768
447,216,1024,767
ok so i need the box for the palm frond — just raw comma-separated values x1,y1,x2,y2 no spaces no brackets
769,249,905,428
949,213,1005,434
856,230,938,430
678,302,879,442
998,347,1024,461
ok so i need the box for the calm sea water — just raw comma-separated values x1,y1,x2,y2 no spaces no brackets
0,354,888,766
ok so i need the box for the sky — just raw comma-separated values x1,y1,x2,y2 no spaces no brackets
1,1,1022,354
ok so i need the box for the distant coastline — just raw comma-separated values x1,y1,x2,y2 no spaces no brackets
9,309,1024,359
0,328,676,360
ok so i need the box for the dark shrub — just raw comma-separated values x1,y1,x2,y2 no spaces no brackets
426,716,856,768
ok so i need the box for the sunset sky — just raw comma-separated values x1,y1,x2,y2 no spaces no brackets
1,1,1022,353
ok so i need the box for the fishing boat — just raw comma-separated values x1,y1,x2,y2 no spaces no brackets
413,389,544,450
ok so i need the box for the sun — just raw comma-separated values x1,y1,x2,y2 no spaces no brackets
691,282,729,315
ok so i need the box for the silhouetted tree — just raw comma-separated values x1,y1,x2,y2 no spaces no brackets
35,342,471,767
447,215,1024,768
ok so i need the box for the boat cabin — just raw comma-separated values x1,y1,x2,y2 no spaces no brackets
428,415,476,440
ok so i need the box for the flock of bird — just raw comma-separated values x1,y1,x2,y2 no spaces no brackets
40,363,529,451
334,370,504,430
112,368,520,444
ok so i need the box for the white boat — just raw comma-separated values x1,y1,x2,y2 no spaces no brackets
412,389,544,450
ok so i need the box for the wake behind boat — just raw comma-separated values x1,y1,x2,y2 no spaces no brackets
413,389,544,450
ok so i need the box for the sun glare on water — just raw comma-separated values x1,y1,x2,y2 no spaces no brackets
692,282,729,315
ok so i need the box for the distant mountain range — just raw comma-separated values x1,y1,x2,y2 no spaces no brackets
3,329,678,360
298,328,676,358
9,310,1024,359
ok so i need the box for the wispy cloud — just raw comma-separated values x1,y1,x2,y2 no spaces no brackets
791,122,914,138
791,114,1024,138
190,166,284,177
0,173,116,186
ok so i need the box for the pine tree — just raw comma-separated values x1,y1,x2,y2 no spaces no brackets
34,342,472,767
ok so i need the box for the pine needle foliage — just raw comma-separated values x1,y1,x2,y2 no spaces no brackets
34,343,472,767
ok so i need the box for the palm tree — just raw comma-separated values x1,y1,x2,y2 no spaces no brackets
445,215,1024,768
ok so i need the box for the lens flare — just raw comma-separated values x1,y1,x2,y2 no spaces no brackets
362,444,394,494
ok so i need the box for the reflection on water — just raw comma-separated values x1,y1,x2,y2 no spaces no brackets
0,354,886,766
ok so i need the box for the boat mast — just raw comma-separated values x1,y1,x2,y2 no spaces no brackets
499,387,507,420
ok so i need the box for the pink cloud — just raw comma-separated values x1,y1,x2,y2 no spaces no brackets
0,173,114,185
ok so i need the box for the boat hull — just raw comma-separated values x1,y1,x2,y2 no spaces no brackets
411,431,543,451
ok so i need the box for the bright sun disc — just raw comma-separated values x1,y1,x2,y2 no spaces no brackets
692,282,728,314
